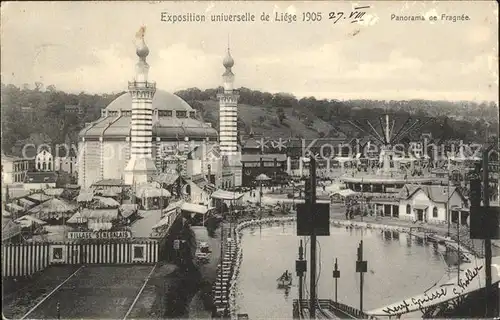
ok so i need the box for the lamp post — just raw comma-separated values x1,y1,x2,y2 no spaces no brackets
356,240,367,312
296,240,306,306
332,258,340,303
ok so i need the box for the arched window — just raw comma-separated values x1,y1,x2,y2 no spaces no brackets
48,162,52,171
42,162,47,171
406,204,411,215
37,162,41,170
433,207,438,218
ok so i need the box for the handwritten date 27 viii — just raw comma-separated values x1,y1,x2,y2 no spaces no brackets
329,6,370,24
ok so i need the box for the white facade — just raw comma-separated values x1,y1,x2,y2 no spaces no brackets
399,188,466,224
1,156,30,185
36,150,53,171
186,181,211,205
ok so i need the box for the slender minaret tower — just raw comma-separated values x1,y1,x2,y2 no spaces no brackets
124,26,157,185
217,45,242,187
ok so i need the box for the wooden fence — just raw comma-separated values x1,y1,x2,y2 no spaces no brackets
2,240,158,277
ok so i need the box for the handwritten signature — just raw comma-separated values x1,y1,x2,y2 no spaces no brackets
329,6,370,24
381,265,483,315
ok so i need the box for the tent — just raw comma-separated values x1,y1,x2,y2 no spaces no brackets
330,189,357,203
135,184,171,198
92,196,120,209
43,188,65,197
28,198,78,220
119,204,139,219
27,193,53,203
7,202,24,212
15,215,47,228
19,198,36,209
2,218,21,242
76,190,94,202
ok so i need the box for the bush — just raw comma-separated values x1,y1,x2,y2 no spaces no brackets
287,193,294,199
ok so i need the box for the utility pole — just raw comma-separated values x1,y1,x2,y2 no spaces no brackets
296,240,306,306
356,240,367,312
482,147,492,318
333,258,340,303
308,155,317,318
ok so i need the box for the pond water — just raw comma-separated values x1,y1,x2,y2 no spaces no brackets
234,222,457,319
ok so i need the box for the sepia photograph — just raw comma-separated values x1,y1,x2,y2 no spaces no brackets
1,1,499,319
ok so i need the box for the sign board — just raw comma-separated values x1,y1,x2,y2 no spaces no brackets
296,203,330,236
67,230,132,240
470,206,500,239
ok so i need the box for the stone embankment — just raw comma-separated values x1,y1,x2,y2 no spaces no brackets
227,216,478,320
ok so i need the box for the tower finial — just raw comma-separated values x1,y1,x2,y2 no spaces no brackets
135,26,149,60
223,36,234,69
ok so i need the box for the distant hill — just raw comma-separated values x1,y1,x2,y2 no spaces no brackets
192,99,344,139
176,87,498,143
1,83,497,156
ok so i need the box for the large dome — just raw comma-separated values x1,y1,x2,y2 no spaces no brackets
106,90,192,111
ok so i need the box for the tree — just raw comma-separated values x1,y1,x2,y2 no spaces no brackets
276,107,286,124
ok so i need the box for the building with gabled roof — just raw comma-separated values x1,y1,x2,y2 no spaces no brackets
398,184,469,225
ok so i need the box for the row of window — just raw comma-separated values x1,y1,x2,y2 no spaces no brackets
13,173,25,183
103,110,196,118
37,161,52,171
406,204,439,218
13,161,29,172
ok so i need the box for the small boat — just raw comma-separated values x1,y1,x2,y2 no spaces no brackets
277,271,293,288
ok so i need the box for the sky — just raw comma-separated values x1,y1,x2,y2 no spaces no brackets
1,1,498,102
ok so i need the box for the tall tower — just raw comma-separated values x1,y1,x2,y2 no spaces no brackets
217,46,242,187
124,26,157,185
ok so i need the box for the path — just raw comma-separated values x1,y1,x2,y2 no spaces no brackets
3,265,156,319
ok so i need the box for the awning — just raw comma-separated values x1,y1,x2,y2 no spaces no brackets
211,189,244,200
451,205,470,212
153,209,177,229
413,204,429,210
163,200,184,215
181,202,211,215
